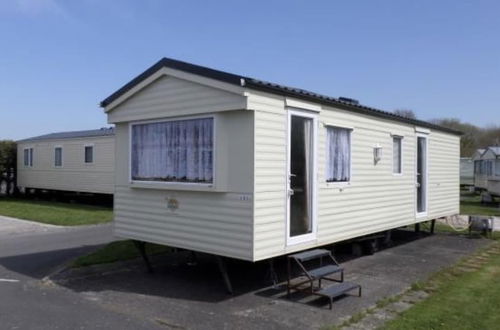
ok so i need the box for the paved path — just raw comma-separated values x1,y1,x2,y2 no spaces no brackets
0,216,492,329
0,216,164,329
54,232,491,330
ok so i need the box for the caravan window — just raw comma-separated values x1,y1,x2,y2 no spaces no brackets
24,148,33,167
54,147,63,167
131,117,214,184
393,136,402,174
496,160,500,177
325,126,351,182
84,145,94,163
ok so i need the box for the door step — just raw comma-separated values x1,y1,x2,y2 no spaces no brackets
287,248,361,309
316,282,362,310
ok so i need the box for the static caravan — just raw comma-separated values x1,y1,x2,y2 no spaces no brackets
100,58,461,262
17,128,115,195
460,157,474,186
483,147,500,197
473,148,488,190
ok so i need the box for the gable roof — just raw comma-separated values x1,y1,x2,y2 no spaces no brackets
100,57,462,136
18,128,115,143
487,146,500,156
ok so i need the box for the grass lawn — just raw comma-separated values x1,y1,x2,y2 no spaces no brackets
460,191,500,216
72,240,170,267
0,197,113,226
382,241,500,330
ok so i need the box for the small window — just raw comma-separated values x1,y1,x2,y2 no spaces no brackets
326,126,351,182
24,148,33,167
54,147,63,167
84,146,94,163
23,149,29,166
131,117,214,183
393,136,402,174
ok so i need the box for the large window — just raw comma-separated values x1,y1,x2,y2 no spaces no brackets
131,117,214,183
23,148,33,167
393,136,402,174
326,126,351,182
84,145,94,163
54,147,63,167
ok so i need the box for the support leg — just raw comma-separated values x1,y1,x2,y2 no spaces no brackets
287,257,291,298
267,259,279,288
133,240,153,273
430,219,436,235
216,256,233,294
415,223,421,235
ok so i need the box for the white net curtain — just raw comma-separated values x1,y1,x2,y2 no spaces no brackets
131,117,214,183
326,126,351,182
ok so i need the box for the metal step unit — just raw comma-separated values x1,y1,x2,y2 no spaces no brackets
287,248,361,309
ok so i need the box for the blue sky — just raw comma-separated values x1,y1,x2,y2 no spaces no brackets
1,0,499,140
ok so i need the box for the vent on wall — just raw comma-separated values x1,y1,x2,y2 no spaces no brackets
338,97,360,105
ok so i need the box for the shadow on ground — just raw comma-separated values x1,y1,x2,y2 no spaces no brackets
45,229,469,305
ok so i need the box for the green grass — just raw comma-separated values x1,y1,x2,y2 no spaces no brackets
71,240,170,268
460,192,500,216
381,242,500,330
0,197,113,226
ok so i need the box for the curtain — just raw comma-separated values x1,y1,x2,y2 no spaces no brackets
132,118,213,183
393,137,402,173
326,127,351,182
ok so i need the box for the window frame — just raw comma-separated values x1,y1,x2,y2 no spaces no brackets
324,124,353,186
84,144,94,164
23,147,34,167
128,114,217,188
392,135,403,175
54,146,63,168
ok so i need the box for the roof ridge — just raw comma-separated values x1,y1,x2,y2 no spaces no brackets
100,57,462,135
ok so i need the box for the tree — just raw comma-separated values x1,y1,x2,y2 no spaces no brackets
393,109,417,119
430,118,500,157
0,140,17,195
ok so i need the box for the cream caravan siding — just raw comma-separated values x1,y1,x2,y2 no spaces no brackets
426,131,460,218
249,92,288,260
17,136,114,194
107,75,246,123
250,91,460,261
113,109,255,260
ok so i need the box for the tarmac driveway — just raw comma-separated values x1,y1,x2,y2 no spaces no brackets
51,230,490,330
0,215,163,329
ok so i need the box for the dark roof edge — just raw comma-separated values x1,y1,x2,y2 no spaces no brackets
100,58,242,108
17,129,115,143
100,58,462,136
244,81,463,136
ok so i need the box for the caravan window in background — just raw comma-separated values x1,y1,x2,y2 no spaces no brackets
84,145,94,163
24,148,33,167
131,117,214,184
54,147,63,167
326,126,351,182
